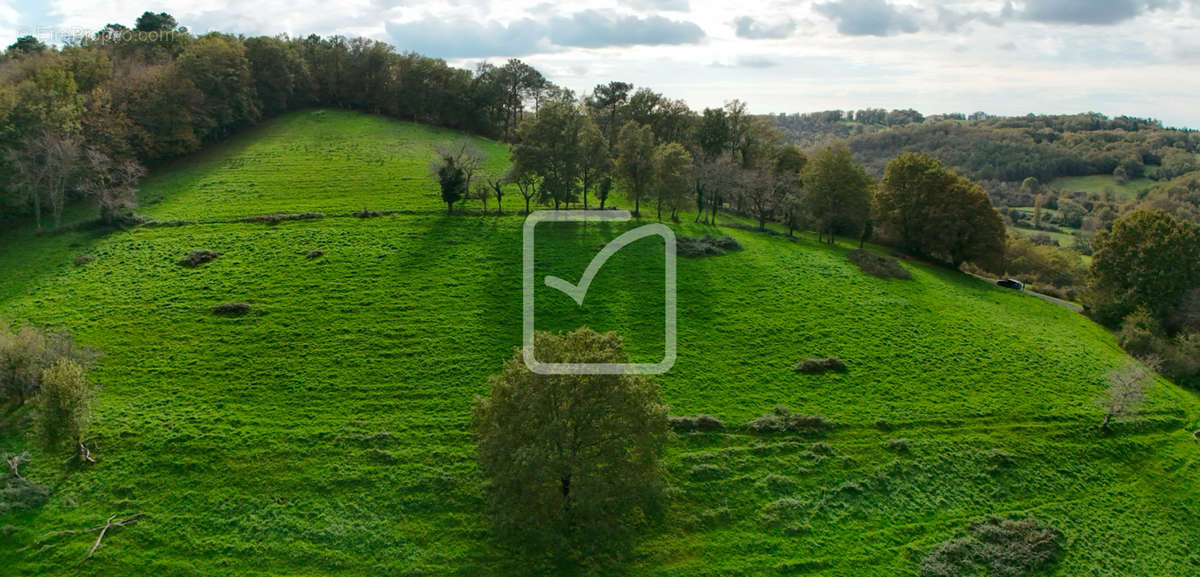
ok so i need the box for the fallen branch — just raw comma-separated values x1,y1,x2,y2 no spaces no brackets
5,452,28,480
78,442,96,464
29,513,146,563
1193,429,1199,442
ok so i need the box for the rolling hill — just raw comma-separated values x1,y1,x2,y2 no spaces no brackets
2,109,1198,576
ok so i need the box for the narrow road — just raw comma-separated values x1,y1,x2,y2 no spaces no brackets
968,272,1083,312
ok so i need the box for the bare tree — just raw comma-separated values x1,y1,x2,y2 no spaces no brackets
471,180,490,213
6,131,83,230
508,164,539,214
1099,360,1157,428
39,132,84,230
78,148,146,226
486,174,506,214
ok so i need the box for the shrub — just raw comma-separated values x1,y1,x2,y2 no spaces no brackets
688,463,727,480
73,254,95,266
885,438,910,453
874,419,894,431
1116,308,1165,359
761,473,798,494
669,414,725,433
747,406,835,434
0,323,97,407
37,359,94,457
794,357,847,374
0,476,50,515
921,517,1063,577
142,219,191,228
234,212,324,225
306,250,325,259
179,249,221,268
354,209,392,218
211,302,252,316
676,235,743,258
847,250,912,280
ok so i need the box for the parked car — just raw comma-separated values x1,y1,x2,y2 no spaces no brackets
997,278,1025,290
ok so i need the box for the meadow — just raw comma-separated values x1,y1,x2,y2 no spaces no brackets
1,110,1198,576
1047,174,1154,201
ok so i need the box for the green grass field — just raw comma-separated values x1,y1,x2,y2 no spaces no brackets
1048,174,1154,201
2,110,1199,576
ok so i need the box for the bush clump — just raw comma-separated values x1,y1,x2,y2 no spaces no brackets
306,250,325,259
885,438,910,453
179,249,221,268
354,209,393,218
1,476,50,515
794,357,847,374
73,254,95,266
676,235,743,258
235,212,324,225
847,249,912,280
669,414,725,433
747,406,835,434
210,302,252,316
921,517,1063,577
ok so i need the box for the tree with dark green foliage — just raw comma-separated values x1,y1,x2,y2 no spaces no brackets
135,11,178,32
244,36,311,117
6,36,46,57
653,141,693,221
472,328,668,563
177,34,261,139
432,152,467,213
876,152,1006,268
696,107,731,159
595,174,613,210
616,121,656,216
588,81,633,154
512,100,584,210
803,144,871,245
577,117,610,210
1088,209,1200,326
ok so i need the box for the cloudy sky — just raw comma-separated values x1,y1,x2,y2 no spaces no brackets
4,0,1200,128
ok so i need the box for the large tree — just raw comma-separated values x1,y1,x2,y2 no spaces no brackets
803,144,871,244
876,152,1006,268
176,33,261,139
653,142,693,221
588,81,633,154
473,328,668,560
1089,210,1200,326
577,117,610,210
512,100,584,209
616,121,656,216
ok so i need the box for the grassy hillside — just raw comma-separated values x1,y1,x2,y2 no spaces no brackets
1048,174,1154,201
2,110,1198,576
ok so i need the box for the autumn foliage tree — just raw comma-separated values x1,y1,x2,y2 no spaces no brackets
472,329,668,562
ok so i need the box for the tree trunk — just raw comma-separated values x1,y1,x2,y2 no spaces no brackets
524,197,531,214
561,475,571,513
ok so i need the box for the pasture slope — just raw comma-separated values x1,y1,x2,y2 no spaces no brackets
1,109,1198,576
